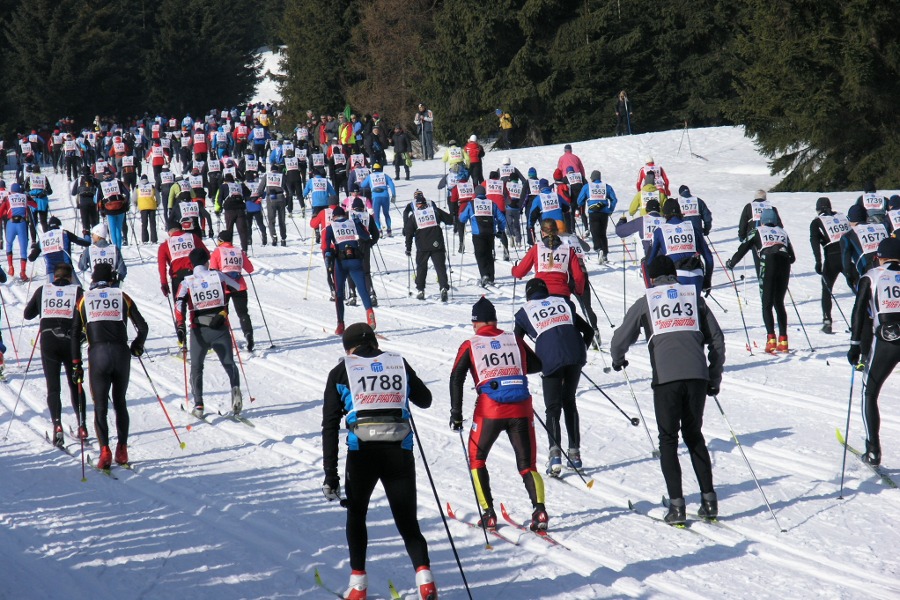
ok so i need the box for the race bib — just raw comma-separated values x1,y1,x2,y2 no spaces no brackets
757,225,788,249
312,178,327,193
332,220,358,244
266,172,283,188
100,180,120,199
457,181,474,200
333,152,346,165
283,142,294,152
180,136,191,148
40,284,78,320
528,179,541,195
64,140,76,152
113,142,126,153
122,155,134,167
216,132,227,143
161,171,175,184
345,353,407,413
820,214,850,244
537,242,571,273
854,224,887,254
750,200,772,222
566,172,583,185
350,154,365,168
207,158,221,172
588,183,607,205
193,133,206,145
189,175,204,189
887,210,900,230
449,147,462,161
152,146,164,157
39,229,64,254
641,190,660,211
563,234,586,259
84,288,124,323
473,199,493,217
312,153,325,166
500,165,514,178
253,127,265,140
660,223,697,254
862,193,884,212
414,206,437,229
873,269,900,317
642,216,665,241
223,167,236,178
506,181,523,197
371,173,386,188
245,158,258,171
678,196,700,217
296,127,308,140
90,246,117,270
469,333,525,386
29,174,46,190
646,284,699,335
285,157,299,171
168,233,195,259
354,168,369,181
188,271,225,310
539,192,559,213
524,296,573,336
486,179,504,196
9,193,27,210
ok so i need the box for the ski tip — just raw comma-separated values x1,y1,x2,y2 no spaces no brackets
314,568,323,585
627,500,635,510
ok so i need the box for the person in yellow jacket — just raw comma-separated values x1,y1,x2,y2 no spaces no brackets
496,109,513,150
338,114,354,146
134,174,159,244
628,170,669,217
442,140,464,171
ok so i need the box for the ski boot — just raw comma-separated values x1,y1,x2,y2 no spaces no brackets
502,248,510,261
664,497,686,525
764,334,777,354
97,445,113,470
863,440,881,466
231,386,243,415
192,403,205,419
335,322,345,336
366,309,376,330
415,566,438,600
77,425,89,440
476,507,497,530
567,448,582,470
370,294,378,308
545,448,562,477
246,332,254,353
821,319,833,334
347,293,358,306
440,288,449,303
698,491,718,520
530,504,549,531
344,570,367,600
777,335,789,353
416,290,425,300
53,423,64,447
280,239,286,247
115,442,128,465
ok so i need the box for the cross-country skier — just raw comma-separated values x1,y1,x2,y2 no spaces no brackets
403,190,452,301
810,196,851,333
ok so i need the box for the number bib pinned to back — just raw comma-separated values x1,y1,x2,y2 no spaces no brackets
524,296,573,336
646,284,699,335
659,223,697,254
345,353,410,442
84,288,124,323
40,284,78,320
469,333,528,403
187,271,225,310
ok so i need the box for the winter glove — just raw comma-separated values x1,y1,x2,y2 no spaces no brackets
706,383,720,397
72,360,84,384
724,259,735,270
618,215,627,225
322,474,341,502
209,310,227,329
703,287,712,298
847,344,861,366
449,411,464,432
814,262,823,275
176,324,186,345
612,358,629,372
161,283,170,296
129,340,144,357
405,248,411,256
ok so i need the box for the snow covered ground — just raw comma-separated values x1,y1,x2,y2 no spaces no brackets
2,125,900,600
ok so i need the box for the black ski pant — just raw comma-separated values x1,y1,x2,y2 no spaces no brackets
468,414,541,510
653,378,714,500
65,155,80,180
41,329,86,428
227,290,253,344
224,209,249,252
589,211,611,255
88,342,131,447
472,234,495,281
140,209,158,243
266,199,287,242
414,249,448,292
189,324,239,407
79,201,99,237
575,280,599,332
862,337,900,450
541,363,582,451
344,446,430,572
820,247,843,322
759,255,790,337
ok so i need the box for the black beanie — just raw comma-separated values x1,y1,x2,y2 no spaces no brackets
91,262,115,283
474,185,487,197
524,278,549,300
678,185,691,197
877,237,900,261
189,247,209,267
645,198,661,214
471,296,497,322
848,204,867,223
217,230,233,243
662,199,681,218
815,196,832,213
647,256,676,280
590,170,601,182
342,322,379,350
352,198,365,211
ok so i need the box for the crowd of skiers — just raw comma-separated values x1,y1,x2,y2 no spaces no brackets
3,107,899,600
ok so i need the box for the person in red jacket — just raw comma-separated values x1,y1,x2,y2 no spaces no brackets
191,125,209,162
463,135,485,186
556,144,586,180
158,220,209,301
449,172,476,253
511,219,586,298
449,297,549,532
635,155,671,196
209,230,255,351
145,139,170,190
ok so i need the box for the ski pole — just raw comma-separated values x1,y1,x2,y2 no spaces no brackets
227,316,256,403
375,242,390,275
587,277,616,328
838,366,856,499
511,277,517,320
581,371,639,427
303,236,315,300
532,409,595,489
78,382,87,482
137,355,186,449
409,414,473,599
727,267,754,354
712,395,786,533
1,331,40,440
821,274,851,330
620,238,628,317
705,290,729,313
289,211,307,241
247,274,275,348
407,252,412,297
0,289,20,362
704,235,735,286
129,210,144,262
621,368,660,458
786,287,814,351
458,428,493,549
